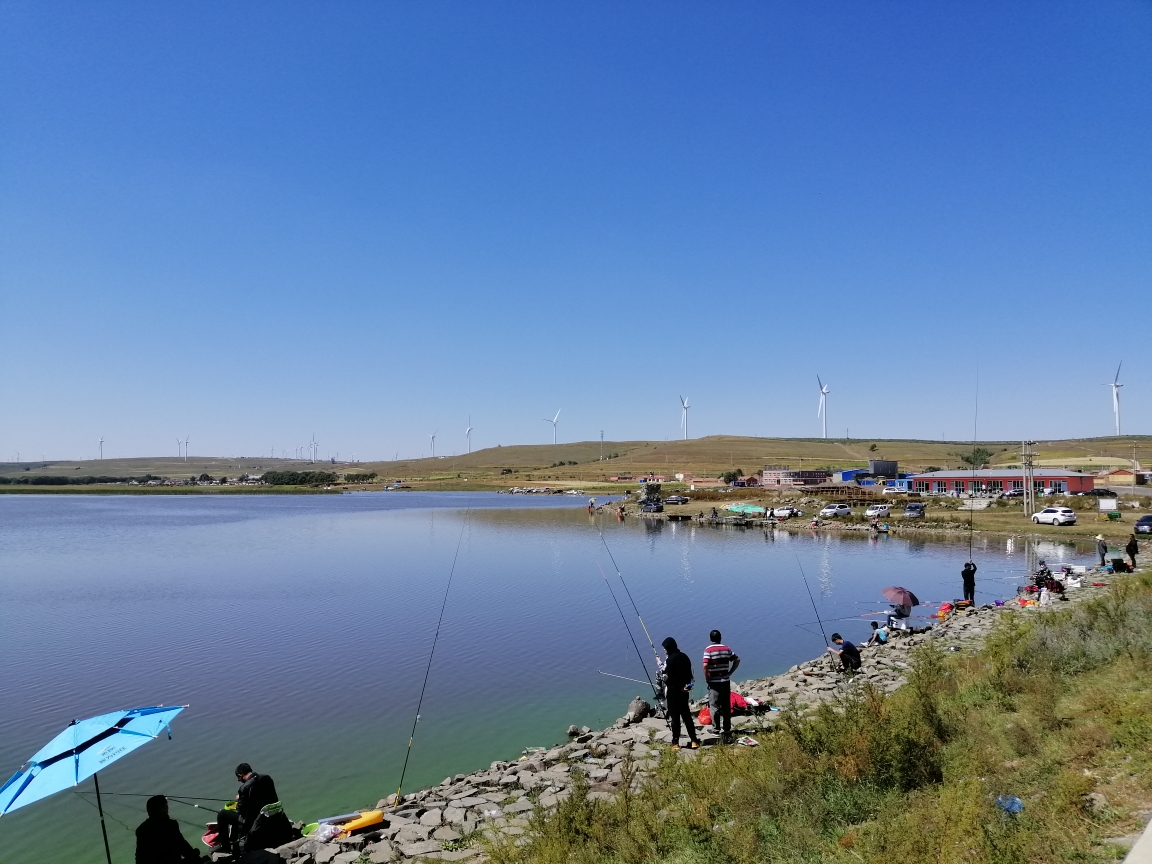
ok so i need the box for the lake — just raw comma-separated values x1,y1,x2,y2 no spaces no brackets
0,492,1095,863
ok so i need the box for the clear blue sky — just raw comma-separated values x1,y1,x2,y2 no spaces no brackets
2,2,1149,461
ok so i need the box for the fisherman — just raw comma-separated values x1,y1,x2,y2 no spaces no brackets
886,602,911,630
660,637,700,750
702,630,740,740
211,763,285,854
827,633,861,673
961,560,977,604
135,795,205,864
865,620,888,647
1096,535,1109,567
1126,534,1139,570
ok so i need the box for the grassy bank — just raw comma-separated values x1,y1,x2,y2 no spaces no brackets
494,576,1152,864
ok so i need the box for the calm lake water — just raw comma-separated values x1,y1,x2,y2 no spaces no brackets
0,493,1096,863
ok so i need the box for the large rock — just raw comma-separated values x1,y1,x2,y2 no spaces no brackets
400,840,443,857
420,808,443,827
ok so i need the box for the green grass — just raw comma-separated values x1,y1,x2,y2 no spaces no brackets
489,576,1152,864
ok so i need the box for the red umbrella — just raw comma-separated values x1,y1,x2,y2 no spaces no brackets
882,586,920,607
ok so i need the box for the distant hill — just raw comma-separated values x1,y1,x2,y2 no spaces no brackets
3,435,1147,485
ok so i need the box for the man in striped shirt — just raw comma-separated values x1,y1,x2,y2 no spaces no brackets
702,630,740,738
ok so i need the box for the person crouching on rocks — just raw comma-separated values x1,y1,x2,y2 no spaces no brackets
660,637,699,751
827,633,861,673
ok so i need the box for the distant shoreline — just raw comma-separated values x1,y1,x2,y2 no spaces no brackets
0,485,339,495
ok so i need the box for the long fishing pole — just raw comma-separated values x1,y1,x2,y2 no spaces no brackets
597,526,660,664
969,362,979,562
597,561,657,696
598,670,653,687
396,510,471,801
795,556,833,665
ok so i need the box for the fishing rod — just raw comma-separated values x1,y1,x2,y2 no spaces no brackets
86,792,231,802
74,792,209,832
396,510,471,801
596,526,661,665
598,670,654,687
796,557,836,670
597,561,657,697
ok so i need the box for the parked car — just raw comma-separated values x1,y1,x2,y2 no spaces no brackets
1135,514,1152,535
1032,507,1077,526
1079,489,1118,498
1002,489,1025,498
880,487,905,495
771,506,803,519
663,495,689,505
819,504,852,518
864,504,891,517
640,502,664,513
903,503,926,518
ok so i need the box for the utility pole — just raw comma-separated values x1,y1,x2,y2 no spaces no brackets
1022,441,1037,518
600,430,604,461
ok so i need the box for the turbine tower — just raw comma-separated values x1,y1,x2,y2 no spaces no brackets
679,395,690,440
99,437,104,460
430,430,438,458
466,416,473,454
184,437,189,462
1104,362,1124,435
543,409,561,445
817,376,830,439
177,437,182,459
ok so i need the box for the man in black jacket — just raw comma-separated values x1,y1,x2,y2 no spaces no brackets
660,637,700,750
135,796,204,864
212,763,281,853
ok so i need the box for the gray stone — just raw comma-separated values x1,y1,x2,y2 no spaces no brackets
333,853,362,864
498,774,518,786
420,809,443,827
397,826,432,843
503,799,534,814
438,850,480,861
452,797,488,808
401,840,444,857
433,827,461,842
315,847,340,864
443,806,465,825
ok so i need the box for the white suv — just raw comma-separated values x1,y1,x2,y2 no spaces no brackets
819,504,852,518
1032,507,1077,526
865,504,891,517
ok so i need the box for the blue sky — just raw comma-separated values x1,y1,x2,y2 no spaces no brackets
2,2,1149,461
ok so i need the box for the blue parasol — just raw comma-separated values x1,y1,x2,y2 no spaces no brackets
0,705,186,864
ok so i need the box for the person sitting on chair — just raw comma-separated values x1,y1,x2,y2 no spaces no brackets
212,763,287,853
136,795,204,864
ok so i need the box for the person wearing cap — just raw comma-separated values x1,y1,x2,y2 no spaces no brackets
136,795,205,864
1126,534,1139,570
660,637,699,750
1096,535,1109,567
212,763,280,853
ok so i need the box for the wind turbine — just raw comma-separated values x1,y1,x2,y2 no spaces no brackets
1104,362,1124,436
817,376,830,439
466,416,473,454
679,395,690,440
184,437,189,462
543,409,561,445
429,430,438,458
177,437,182,459
99,437,104,460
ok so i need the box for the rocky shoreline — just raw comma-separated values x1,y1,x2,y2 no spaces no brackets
259,582,1116,864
